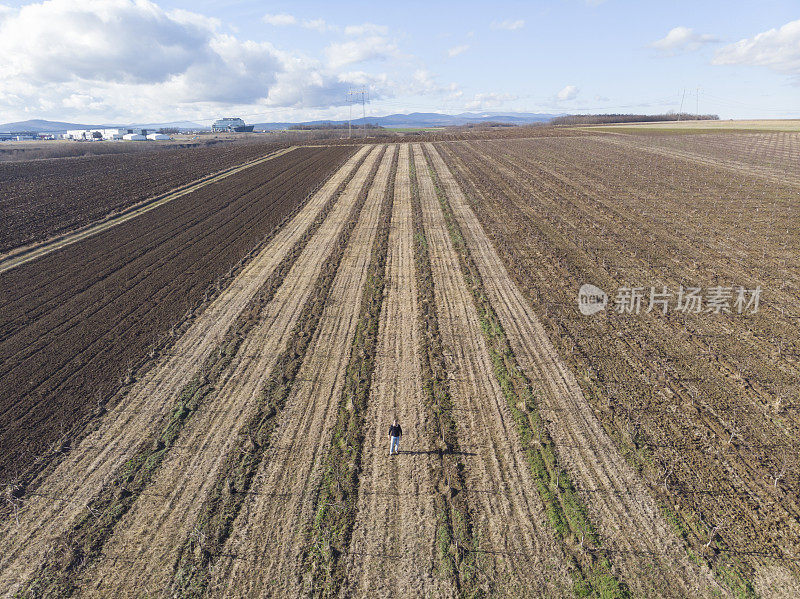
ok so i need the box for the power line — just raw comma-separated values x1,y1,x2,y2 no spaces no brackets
347,87,369,138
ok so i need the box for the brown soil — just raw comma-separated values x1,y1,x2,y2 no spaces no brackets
413,144,575,597
0,147,370,596
341,144,455,598
206,145,396,597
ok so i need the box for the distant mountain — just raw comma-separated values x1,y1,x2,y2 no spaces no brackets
251,111,560,130
0,119,103,133
2,112,560,135
0,119,206,133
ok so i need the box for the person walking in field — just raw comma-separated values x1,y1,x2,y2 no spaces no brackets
388,419,403,456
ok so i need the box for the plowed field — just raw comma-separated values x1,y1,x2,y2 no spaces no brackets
2,133,797,598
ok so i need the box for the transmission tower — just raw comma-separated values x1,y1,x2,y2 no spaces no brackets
347,87,369,139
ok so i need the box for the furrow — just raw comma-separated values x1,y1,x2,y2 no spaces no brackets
413,144,574,597
427,142,725,598
205,145,396,598
0,145,370,597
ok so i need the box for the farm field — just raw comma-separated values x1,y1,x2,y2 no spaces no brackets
0,131,797,598
0,145,355,483
0,140,295,252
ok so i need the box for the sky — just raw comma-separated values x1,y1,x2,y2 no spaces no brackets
0,0,798,125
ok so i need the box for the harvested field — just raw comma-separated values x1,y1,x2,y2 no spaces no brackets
2,131,798,598
437,132,800,594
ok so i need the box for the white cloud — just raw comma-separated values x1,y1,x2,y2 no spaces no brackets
263,13,296,26
464,92,517,110
302,18,330,32
447,44,469,58
263,13,334,32
490,19,524,31
713,19,800,78
407,69,461,98
344,23,389,36
651,26,719,54
0,0,371,122
557,85,579,101
325,36,398,69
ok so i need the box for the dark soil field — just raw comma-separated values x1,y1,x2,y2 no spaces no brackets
0,144,354,482
0,140,295,252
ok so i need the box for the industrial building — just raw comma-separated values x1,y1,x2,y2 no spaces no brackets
63,127,159,141
211,117,254,133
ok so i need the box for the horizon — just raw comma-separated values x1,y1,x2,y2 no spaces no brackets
0,0,798,124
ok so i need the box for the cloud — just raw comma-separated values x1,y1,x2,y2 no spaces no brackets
447,44,469,58
490,19,524,31
302,18,330,32
713,19,800,79
407,69,461,97
344,23,389,36
0,0,370,122
263,13,333,32
557,85,579,101
464,92,517,110
491,19,524,31
325,36,398,69
651,26,719,54
263,13,296,26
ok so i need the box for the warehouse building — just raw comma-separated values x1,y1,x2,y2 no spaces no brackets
211,117,254,132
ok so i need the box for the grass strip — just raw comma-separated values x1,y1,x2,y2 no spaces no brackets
409,150,482,597
301,146,398,597
15,147,368,599
169,145,387,597
423,145,628,598
437,141,759,598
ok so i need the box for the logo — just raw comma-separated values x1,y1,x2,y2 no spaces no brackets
578,284,608,316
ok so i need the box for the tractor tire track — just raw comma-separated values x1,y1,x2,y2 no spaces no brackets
0,146,370,597
71,145,385,597
413,144,574,597
428,142,725,598
206,145,396,598
342,144,454,598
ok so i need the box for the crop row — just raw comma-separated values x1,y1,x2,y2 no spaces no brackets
301,146,397,595
422,146,626,597
438,136,800,593
0,145,355,484
168,146,387,596
14,146,369,598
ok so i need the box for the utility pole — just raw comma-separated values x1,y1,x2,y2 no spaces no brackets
696,86,700,116
678,88,686,120
347,87,368,139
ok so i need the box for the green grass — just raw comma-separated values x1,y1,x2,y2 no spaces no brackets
302,148,396,597
423,147,628,598
409,155,481,597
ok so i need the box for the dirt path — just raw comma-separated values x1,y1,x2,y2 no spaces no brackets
70,145,384,596
341,144,454,598
413,144,574,596
207,145,397,598
0,147,297,274
0,146,370,597
425,142,725,597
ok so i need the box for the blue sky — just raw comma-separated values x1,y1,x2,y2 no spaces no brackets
0,0,798,124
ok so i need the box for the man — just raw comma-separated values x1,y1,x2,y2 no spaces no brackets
388,419,402,456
